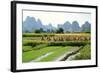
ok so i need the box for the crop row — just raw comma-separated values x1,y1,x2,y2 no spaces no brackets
41,35,90,41
23,40,90,47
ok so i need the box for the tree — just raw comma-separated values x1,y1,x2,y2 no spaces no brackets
34,29,41,33
82,29,91,33
56,28,64,33
40,28,44,32
34,28,45,33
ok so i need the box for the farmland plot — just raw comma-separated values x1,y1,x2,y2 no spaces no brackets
22,33,91,62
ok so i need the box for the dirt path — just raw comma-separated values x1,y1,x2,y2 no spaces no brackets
67,52,80,60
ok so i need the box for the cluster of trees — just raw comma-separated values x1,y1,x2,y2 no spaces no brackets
34,28,64,33
25,27,90,33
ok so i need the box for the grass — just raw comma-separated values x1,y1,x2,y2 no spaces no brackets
39,46,76,62
23,40,90,46
23,33,90,37
22,40,48,46
22,33,91,62
73,44,91,60
22,46,81,62
22,46,33,52
23,33,55,37
22,46,62,62
23,44,47,52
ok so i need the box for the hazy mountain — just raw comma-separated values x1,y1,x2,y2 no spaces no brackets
71,21,81,32
45,23,56,32
81,21,91,32
22,16,37,32
58,24,63,29
36,19,43,28
58,21,80,32
63,21,72,32
58,21,72,32
23,16,55,32
23,16,91,33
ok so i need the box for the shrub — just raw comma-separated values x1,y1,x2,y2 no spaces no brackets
73,44,91,60
48,41,90,46
32,44,47,50
23,33,55,37
22,46,33,52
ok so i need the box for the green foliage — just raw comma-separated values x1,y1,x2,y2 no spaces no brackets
74,44,91,60
34,29,41,33
23,40,90,47
48,41,90,46
22,46,62,62
82,29,91,33
23,33,55,37
23,44,47,52
31,44,47,50
39,46,73,61
23,40,46,46
56,28,64,33
22,33,91,62
23,46,33,52
34,28,45,33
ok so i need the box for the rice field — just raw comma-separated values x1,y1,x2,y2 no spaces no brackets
22,33,91,63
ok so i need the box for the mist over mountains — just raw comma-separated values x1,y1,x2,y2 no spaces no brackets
23,16,91,33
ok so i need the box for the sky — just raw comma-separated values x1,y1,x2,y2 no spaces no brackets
23,10,91,27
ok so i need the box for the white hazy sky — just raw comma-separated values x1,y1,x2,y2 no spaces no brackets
23,10,91,27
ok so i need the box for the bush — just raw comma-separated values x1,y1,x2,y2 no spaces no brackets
23,33,55,37
22,46,33,52
22,44,47,52
32,44,47,50
23,40,46,46
73,44,91,60
56,28,64,33
48,41,90,46
23,40,90,47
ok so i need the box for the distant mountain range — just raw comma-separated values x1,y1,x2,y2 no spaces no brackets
23,16,91,33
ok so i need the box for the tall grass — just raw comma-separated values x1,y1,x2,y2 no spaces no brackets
23,40,90,46
73,44,91,60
